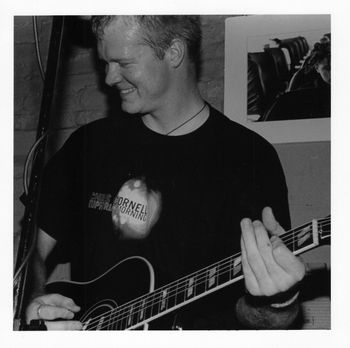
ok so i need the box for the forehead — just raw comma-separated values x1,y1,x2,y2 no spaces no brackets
97,18,144,59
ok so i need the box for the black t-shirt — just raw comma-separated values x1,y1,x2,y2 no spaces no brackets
38,105,290,328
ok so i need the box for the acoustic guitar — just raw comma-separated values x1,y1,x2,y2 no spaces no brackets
46,216,330,330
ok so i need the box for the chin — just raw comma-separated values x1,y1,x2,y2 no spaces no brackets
121,101,143,115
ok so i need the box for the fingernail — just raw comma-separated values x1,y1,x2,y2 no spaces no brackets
241,218,250,228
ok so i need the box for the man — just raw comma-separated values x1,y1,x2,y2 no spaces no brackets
25,16,305,330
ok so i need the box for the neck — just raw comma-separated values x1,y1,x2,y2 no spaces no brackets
142,77,208,136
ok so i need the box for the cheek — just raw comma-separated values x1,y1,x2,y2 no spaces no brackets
320,69,330,82
139,62,170,92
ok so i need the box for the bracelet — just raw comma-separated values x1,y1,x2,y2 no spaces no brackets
270,291,299,308
245,281,303,307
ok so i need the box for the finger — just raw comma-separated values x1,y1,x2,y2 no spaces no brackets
38,304,77,321
262,207,285,236
254,221,292,292
271,236,306,282
45,320,83,331
240,236,260,296
42,294,80,312
240,219,276,295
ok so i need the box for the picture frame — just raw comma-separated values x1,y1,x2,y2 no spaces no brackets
224,14,331,143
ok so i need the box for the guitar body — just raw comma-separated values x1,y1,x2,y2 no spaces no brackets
46,256,159,330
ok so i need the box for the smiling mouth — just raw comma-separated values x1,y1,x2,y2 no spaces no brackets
119,87,136,95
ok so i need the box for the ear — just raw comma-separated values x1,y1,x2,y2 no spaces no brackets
165,39,186,69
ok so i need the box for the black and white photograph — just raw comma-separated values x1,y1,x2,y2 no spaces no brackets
6,1,349,346
12,14,331,335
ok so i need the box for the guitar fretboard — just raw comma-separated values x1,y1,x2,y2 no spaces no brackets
82,216,330,330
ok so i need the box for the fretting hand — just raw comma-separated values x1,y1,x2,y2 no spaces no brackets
240,207,305,298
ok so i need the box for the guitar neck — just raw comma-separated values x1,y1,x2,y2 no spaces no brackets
83,216,331,330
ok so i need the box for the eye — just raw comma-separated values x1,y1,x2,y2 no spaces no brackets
119,62,131,68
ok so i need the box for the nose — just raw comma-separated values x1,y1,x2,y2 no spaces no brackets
105,62,122,87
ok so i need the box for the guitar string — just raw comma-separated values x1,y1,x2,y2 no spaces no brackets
94,216,330,327
83,221,331,330
83,220,331,330
86,226,332,331
93,226,334,331
86,224,331,330
106,229,334,330
83,219,330,330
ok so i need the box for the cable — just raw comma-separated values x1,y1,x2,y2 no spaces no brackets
15,133,48,284
15,17,49,279
32,16,45,81
13,224,38,284
22,133,47,196
14,17,48,284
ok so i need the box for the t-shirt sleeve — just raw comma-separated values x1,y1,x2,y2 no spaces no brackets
254,139,291,230
37,129,83,243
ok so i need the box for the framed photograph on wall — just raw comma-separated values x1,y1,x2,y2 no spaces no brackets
224,15,330,143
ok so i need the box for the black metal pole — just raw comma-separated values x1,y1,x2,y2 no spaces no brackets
13,16,66,328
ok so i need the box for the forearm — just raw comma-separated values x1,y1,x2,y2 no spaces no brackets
28,251,48,300
235,295,300,329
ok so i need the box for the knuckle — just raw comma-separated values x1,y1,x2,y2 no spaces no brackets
66,310,74,319
272,244,285,256
245,281,260,296
261,284,276,297
276,280,291,293
249,288,260,297
63,297,75,307
295,265,306,282
246,251,260,266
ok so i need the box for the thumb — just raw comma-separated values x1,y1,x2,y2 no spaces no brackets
262,207,284,236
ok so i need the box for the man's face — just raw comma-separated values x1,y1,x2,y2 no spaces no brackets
97,19,172,115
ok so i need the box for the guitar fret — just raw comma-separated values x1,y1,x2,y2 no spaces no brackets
132,301,143,327
126,304,134,327
176,282,186,305
207,267,217,289
195,272,206,296
292,227,296,252
82,318,91,330
119,312,127,330
217,260,230,285
97,316,105,330
187,277,195,298
119,304,130,330
295,223,315,253
160,289,168,311
147,292,158,319
139,298,146,321
107,309,113,330
232,256,242,278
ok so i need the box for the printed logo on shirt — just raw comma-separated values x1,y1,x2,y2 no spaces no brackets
111,178,162,239
88,192,113,211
